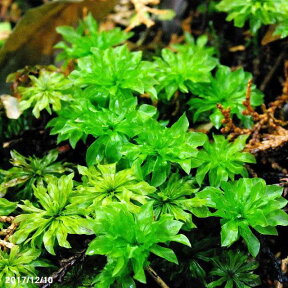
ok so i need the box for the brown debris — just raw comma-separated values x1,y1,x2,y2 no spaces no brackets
0,216,14,223
248,126,288,154
0,239,15,249
7,65,58,98
0,215,18,250
261,24,281,46
107,0,134,27
108,0,168,32
216,104,250,137
126,0,171,32
40,249,86,288
267,156,288,174
242,79,260,121
181,13,193,34
0,0,21,23
146,265,170,288
229,45,245,52
274,257,288,288
218,62,288,155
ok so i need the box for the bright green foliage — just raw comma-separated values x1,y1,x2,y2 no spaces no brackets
216,0,288,34
0,246,45,288
47,97,91,149
0,22,11,48
48,97,157,165
150,174,208,229
172,33,216,56
0,198,17,231
11,175,93,255
274,20,288,38
0,150,71,199
71,163,155,213
207,250,260,288
3,11,288,287
154,45,217,100
122,114,206,187
0,198,17,215
194,135,256,187
69,45,157,99
189,66,263,128
55,13,132,62
200,178,288,256
18,70,72,118
86,202,190,286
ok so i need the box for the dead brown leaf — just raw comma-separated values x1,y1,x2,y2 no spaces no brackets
229,45,245,52
261,24,281,46
0,0,117,93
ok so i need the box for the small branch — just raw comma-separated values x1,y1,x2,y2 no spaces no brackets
242,79,259,121
172,91,180,116
260,48,287,92
216,104,250,137
4,222,18,241
0,239,15,249
0,216,14,223
126,0,171,32
40,249,86,288
145,265,170,288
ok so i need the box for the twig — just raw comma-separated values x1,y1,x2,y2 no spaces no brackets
242,79,260,121
0,216,14,223
246,164,258,177
145,265,170,288
40,249,86,288
4,222,18,241
172,91,180,116
0,239,15,249
260,48,287,92
126,0,170,32
216,104,250,137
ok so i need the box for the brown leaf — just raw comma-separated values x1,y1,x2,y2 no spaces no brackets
0,0,117,93
261,24,281,46
228,45,245,52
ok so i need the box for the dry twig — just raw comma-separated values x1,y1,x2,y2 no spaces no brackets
145,265,170,288
126,0,171,32
40,249,86,288
218,62,288,155
216,104,250,137
260,48,287,92
0,239,15,249
0,215,17,250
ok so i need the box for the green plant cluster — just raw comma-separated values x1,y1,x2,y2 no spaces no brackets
216,0,288,37
189,66,263,128
55,14,133,62
16,15,265,130
1,13,288,288
0,149,72,199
